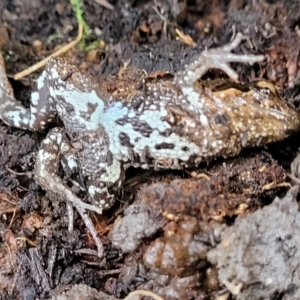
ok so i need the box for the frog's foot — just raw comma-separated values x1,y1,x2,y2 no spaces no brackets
34,127,104,257
175,32,265,86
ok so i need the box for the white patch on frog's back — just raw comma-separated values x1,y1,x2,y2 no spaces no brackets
101,103,203,163
139,109,168,132
31,91,40,106
49,84,105,131
36,71,47,90
127,110,136,118
100,102,130,159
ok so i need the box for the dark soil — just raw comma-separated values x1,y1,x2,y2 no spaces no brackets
1,0,300,299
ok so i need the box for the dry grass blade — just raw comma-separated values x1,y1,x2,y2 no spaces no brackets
13,23,83,80
94,0,114,10
176,28,197,47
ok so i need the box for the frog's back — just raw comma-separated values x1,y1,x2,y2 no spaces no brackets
101,78,300,169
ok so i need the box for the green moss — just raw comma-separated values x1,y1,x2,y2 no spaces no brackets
70,0,91,39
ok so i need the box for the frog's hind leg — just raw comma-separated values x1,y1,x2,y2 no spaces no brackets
35,127,104,257
0,52,56,131
174,32,265,86
172,33,266,127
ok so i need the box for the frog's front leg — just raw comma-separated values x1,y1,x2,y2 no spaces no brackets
34,127,106,256
72,128,124,211
0,52,56,131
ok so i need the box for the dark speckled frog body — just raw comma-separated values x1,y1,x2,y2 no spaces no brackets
0,33,299,213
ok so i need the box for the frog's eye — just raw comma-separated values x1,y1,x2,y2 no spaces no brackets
259,87,271,96
254,81,277,95
61,71,73,82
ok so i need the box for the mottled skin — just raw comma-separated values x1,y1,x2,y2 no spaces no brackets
0,33,299,214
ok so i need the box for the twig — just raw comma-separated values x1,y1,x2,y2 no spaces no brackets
176,28,197,47
7,207,18,229
13,23,83,80
15,237,38,247
94,0,114,10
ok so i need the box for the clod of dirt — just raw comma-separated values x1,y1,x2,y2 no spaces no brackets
109,204,164,253
143,216,209,277
110,159,284,254
0,127,36,193
139,178,249,221
207,186,300,299
110,176,245,254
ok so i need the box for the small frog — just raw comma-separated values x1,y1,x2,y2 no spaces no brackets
0,33,298,256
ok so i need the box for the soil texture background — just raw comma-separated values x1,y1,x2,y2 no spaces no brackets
2,0,300,299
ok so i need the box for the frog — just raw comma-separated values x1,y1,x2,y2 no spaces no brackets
0,33,299,256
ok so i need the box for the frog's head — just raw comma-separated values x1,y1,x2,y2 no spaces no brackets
45,57,107,132
210,80,300,147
